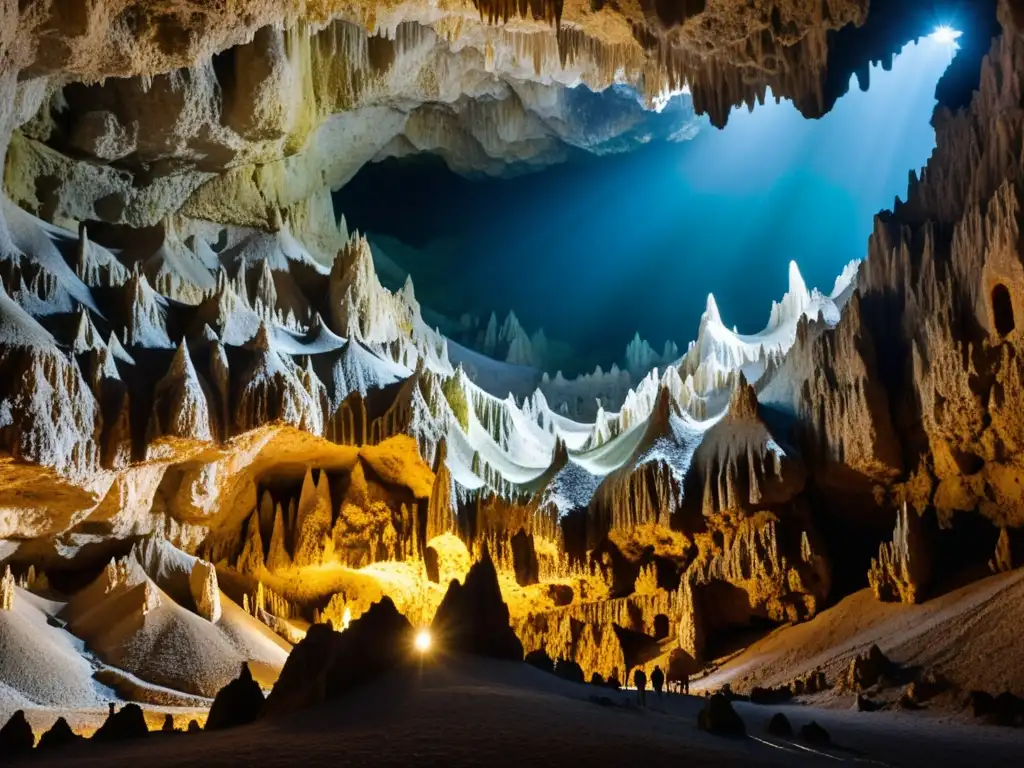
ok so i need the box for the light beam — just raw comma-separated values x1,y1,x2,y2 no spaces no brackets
931,26,962,46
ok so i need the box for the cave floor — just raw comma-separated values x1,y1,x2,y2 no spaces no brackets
19,655,1024,767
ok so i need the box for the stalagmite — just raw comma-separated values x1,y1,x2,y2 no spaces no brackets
238,511,265,577
294,468,333,567
0,567,14,611
266,503,292,572
869,504,933,604
189,559,222,623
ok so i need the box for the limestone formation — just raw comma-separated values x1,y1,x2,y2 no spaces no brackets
93,703,149,742
0,710,33,756
189,559,222,623
801,721,831,746
767,712,794,737
697,694,745,737
37,717,83,750
432,547,523,661
263,597,412,717
0,565,13,610
868,505,933,604
206,663,265,730
841,645,893,692
0,0,1020,722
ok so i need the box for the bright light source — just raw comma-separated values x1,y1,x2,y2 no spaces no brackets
414,628,432,653
931,26,963,46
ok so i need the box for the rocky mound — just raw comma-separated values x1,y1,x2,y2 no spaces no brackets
92,703,149,742
37,716,83,750
697,694,745,737
431,547,523,661
206,662,265,730
262,597,412,718
0,709,34,757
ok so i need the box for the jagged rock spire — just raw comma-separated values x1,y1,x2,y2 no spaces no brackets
0,566,14,610
266,502,291,572
238,511,265,576
189,559,221,622
426,439,455,541
293,467,332,567
148,339,215,443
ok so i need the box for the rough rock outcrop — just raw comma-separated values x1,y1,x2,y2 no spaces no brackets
0,710,33,757
92,703,149,742
189,558,221,623
262,597,412,717
148,340,216,443
868,505,933,604
37,716,83,750
841,645,893,691
432,547,523,661
0,566,13,610
697,694,745,737
206,662,265,731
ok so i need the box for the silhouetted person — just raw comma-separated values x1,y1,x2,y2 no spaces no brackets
633,668,647,706
651,665,665,697
682,670,691,695
108,702,116,716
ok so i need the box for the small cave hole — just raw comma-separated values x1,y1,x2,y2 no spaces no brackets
653,613,670,640
992,283,1015,337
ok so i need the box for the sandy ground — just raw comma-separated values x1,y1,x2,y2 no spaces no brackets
14,655,1024,767
692,568,1024,707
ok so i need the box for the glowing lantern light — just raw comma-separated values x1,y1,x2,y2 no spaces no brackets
414,628,432,653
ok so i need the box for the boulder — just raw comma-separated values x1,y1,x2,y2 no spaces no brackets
842,645,891,691
750,685,792,705
93,703,149,742
590,672,605,686
697,694,746,737
800,721,831,746
766,712,793,737
0,710,34,757
525,649,554,674
554,658,584,684
206,662,265,730
161,714,176,732
969,691,1024,727
263,597,412,717
187,719,202,733
854,694,881,712
38,717,83,750
431,546,523,660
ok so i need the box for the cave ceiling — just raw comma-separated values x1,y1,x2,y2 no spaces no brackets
0,0,1000,235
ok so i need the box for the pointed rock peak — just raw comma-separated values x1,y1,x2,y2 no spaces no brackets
338,213,349,241
788,260,809,300
253,321,273,352
169,339,196,377
201,324,219,343
727,372,759,421
97,343,121,380
73,308,103,353
704,293,722,324
298,466,317,508
433,437,449,473
550,436,569,469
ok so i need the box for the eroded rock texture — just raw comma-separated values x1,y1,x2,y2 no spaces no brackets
0,0,1019,706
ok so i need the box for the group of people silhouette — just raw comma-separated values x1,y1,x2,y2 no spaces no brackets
630,664,690,706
